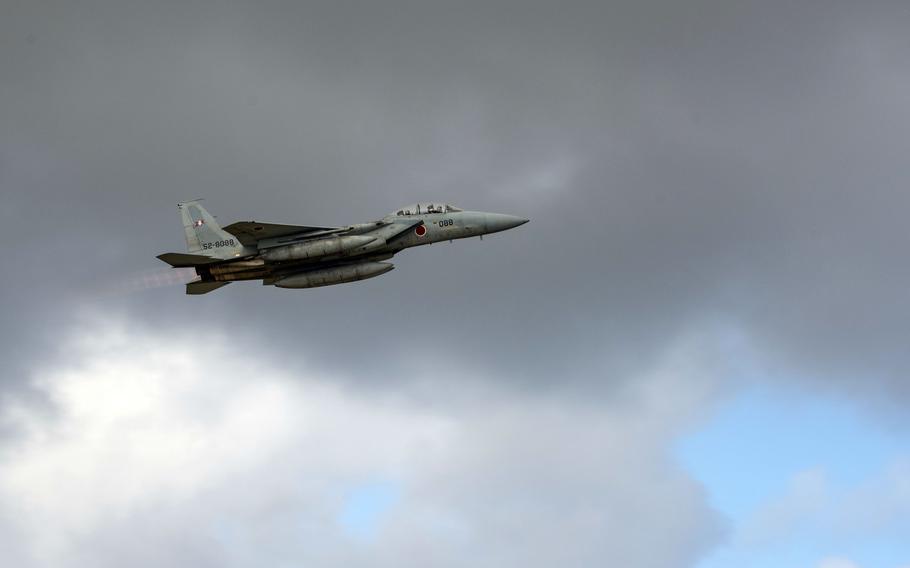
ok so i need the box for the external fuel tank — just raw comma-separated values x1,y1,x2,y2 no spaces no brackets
273,262,394,289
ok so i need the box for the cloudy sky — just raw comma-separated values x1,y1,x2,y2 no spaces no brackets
2,1,909,566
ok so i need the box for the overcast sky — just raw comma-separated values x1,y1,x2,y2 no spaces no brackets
1,1,909,567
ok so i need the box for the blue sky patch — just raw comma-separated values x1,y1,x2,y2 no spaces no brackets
337,479,401,541
678,385,910,568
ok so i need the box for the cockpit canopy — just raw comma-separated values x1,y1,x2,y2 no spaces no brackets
393,203,463,216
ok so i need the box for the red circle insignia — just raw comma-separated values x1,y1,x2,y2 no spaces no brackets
415,225,427,237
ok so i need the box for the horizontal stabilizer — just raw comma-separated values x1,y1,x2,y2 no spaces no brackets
186,281,230,295
157,252,221,268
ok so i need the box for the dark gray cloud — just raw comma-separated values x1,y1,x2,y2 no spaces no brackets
3,0,907,396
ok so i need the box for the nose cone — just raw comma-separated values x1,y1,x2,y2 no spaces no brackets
484,213,530,234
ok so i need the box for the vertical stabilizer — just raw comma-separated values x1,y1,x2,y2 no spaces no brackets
178,200,245,259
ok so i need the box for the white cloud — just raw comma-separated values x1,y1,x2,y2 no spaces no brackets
0,318,723,568
816,558,861,568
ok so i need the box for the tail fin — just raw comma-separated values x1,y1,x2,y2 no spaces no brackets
178,200,245,259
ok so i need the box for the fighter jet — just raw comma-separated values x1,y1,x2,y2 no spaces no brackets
157,201,528,294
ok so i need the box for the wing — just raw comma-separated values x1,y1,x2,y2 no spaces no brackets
222,221,338,246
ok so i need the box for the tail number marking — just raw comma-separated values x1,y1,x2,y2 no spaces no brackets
203,239,237,250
